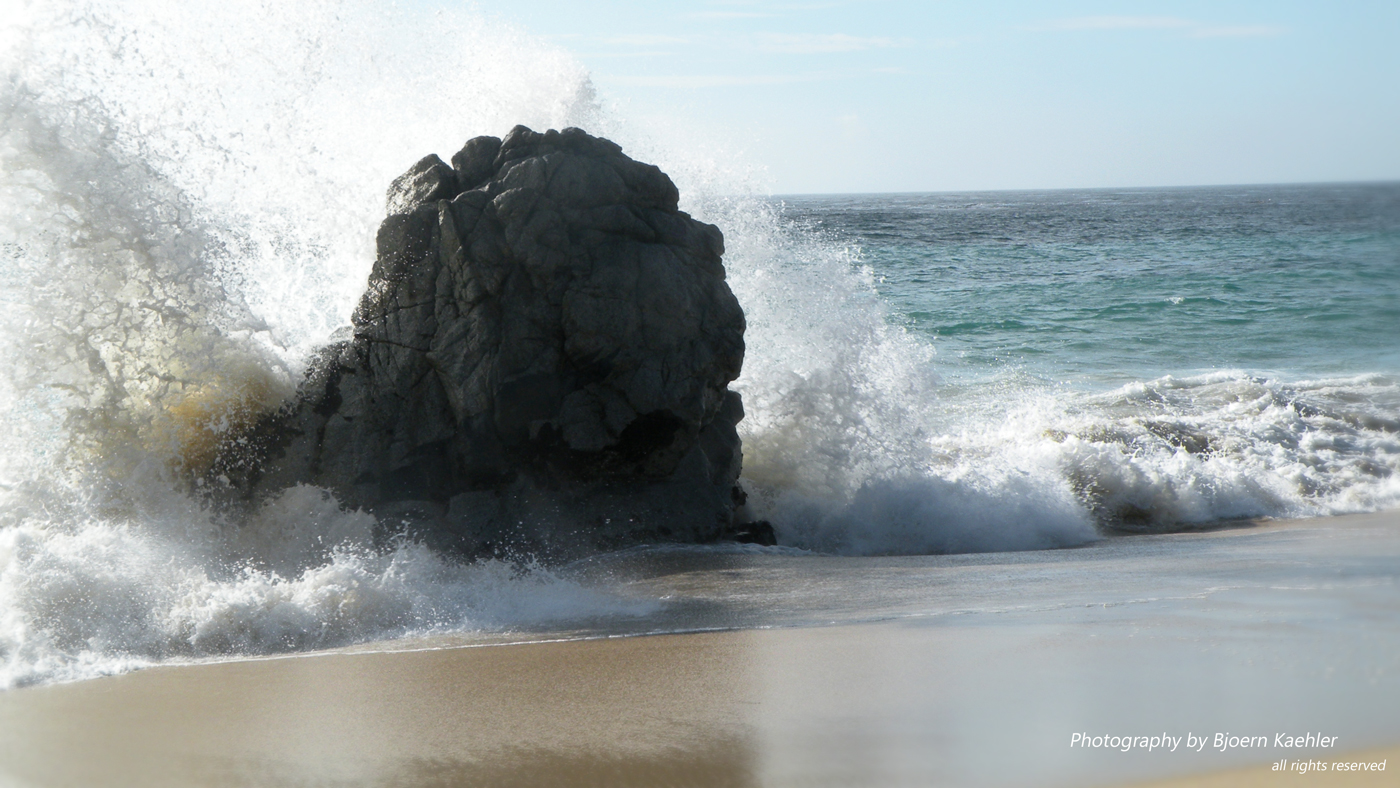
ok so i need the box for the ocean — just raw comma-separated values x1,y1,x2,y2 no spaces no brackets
761,185,1400,540
1,0,1398,714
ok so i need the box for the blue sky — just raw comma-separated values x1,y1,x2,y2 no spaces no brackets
454,1,1400,194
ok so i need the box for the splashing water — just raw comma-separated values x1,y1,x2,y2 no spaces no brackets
0,0,1396,688
0,0,642,688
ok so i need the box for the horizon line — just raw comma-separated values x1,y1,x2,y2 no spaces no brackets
770,177,1400,199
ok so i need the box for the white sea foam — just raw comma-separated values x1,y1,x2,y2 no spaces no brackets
0,0,1397,687
0,485,655,689
0,0,642,688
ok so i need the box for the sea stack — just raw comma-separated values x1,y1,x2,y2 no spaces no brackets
212,125,759,557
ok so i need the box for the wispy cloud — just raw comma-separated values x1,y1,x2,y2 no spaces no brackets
583,51,679,60
688,11,776,19
609,72,828,88
1191,25,1286,38
686,0,849,20
1044,16,1193,31
750,32,905,54
588,31,908,57
603,34,691,47
1038,16,1285,38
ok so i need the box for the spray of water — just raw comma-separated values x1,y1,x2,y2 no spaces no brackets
0,0,639,688
1,0,1395,687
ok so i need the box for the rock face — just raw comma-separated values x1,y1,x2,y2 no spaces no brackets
217,126,755,557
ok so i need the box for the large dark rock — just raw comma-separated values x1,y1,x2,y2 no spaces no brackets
214,126,755,557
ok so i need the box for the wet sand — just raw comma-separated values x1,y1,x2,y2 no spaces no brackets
1,510,1397,787
1125,746,1395,788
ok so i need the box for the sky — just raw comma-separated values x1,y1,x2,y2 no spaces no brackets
453,1,1400,194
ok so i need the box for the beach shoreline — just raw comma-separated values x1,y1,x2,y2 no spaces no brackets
1,510,1396,787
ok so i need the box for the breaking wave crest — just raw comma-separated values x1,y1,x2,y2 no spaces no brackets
0,485,655,688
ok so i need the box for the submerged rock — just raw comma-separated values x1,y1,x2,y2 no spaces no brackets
212,126,754,557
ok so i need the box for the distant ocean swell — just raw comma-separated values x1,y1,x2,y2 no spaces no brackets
0,0,1397,688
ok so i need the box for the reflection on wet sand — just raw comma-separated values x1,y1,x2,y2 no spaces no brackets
0,633,763,788
377,744,758,788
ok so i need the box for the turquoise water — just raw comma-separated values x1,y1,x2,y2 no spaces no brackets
719,184,1400,550
780,184,1400,386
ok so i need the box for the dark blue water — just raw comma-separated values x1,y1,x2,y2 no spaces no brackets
777,184,1400,387
720,183,1400,545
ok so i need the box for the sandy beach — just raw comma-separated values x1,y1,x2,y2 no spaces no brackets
4,2,1398,784
1126,746,1395,788
1,510,1396,787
